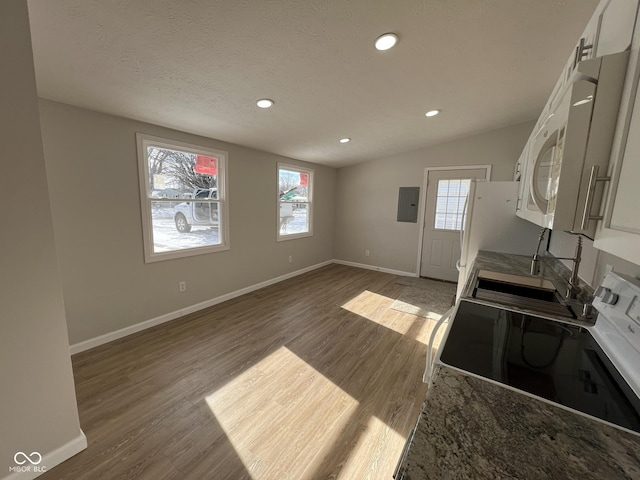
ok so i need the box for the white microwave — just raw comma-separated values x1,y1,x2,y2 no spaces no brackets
517,51,629,238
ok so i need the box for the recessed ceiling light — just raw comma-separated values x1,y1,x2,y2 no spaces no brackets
425,109,440,117
256,98,274,108
374,33,398,51
339,138,351,144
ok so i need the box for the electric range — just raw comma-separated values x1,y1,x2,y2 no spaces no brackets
438,271,640,435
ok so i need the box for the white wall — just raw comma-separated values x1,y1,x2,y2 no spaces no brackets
334,121,535,274
38,100,336,347
0,1,84,476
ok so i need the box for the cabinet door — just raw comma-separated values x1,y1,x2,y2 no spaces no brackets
597,0,639,57
610,115,640,234
594,9,640,265
597,79,640,256
570,0,638,70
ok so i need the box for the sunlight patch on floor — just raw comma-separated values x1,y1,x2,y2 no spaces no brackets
341,290,414,335
205,346,359,480
338,415,405,479
341,289,439,344
390,299,446,322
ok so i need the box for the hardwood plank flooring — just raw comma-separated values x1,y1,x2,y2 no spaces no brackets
41,264,443,480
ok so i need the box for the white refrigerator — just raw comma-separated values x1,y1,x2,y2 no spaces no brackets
456,181,545,298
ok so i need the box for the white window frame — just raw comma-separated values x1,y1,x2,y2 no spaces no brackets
277,162,314,241
136,133,230,263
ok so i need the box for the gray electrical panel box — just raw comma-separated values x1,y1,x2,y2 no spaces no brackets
397,187,420,223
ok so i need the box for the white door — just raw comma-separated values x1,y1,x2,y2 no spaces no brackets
420,168,489,281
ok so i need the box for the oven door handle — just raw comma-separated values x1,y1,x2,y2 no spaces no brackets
423,306,455,383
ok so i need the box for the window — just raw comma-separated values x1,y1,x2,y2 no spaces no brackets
434,179,470,231
136,133,229,262
278,163,313,240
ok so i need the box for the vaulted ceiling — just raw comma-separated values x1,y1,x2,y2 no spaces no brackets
27,0,598,167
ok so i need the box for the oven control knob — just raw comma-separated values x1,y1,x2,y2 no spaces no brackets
595,286,619,305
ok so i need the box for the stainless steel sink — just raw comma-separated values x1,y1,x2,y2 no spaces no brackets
471,271,576,319
475,278,559,302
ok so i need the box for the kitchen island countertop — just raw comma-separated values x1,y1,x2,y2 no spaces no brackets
399,365,640,479
396,251,640,479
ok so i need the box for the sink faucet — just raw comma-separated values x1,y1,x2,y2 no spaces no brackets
553,236,583,299
530,228,548,275
530,230,583,300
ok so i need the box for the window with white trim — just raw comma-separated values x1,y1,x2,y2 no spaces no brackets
278,163,313,240
434,179,470,231
137,133,229,262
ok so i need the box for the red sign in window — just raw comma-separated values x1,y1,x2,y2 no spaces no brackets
300,173,309,186
195,155,218,175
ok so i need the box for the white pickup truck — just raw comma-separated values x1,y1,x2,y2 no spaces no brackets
173,188,219,233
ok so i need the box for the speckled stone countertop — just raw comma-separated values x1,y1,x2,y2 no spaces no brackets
399,366,640,480
395,251,640,479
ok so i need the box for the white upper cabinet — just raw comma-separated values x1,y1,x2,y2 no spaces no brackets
597,0,639,57
594,5,640,265
516,0,639,240
516,52,629,237
568,0,638,69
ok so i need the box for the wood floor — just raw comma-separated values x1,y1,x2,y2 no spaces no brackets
41,264,443,480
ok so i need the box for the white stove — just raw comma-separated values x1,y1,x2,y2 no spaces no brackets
434,270,640,436
591,271,640,403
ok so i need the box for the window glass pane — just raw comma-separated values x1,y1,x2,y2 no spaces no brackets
151,200,221,253
433,178,471,231
146,145,221,254
446,197,458,211
448,179,461,195
278,164,313,239
437,180,450,195
147,146,217,200
138,134,228,262
280,202,309,236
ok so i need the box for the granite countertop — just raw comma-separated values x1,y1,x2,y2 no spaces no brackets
395,251,640,479
399,366,640,480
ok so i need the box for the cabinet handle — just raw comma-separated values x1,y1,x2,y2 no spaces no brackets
574,37,593,69
581,165,611,230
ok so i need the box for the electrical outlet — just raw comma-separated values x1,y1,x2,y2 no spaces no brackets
365,249,370,257
179,281,186,292
288,255,293,263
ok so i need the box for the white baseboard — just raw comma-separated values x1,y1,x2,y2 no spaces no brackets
69,259,414,355
70,260,333,355
3,431,87,480
332,259,418,277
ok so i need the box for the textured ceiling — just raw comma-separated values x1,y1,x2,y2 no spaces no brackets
27,0,599,167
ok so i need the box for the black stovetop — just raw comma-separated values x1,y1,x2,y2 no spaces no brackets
440,300,640,434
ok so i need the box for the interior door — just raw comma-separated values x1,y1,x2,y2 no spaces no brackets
420,168,489,281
